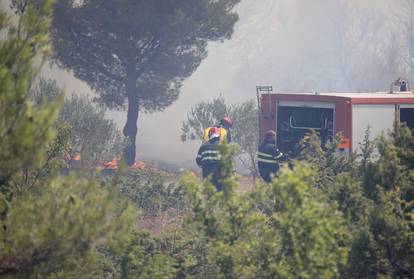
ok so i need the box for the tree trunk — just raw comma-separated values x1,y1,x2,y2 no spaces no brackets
123,70,139,166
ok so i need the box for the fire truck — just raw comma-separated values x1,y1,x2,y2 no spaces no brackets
257,86,414,155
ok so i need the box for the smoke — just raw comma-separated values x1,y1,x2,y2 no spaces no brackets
127,0,396,167
7,0,404,167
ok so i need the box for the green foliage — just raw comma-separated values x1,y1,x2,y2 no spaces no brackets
114,169,189,235
328,173,373,229
0,175,135,278
352,127,414,278
118,170,187,215
179,145,259,278
31,78,126,166
60,93,126,165
179,145,348,278
356,187,414,278
357,126,375,176
0,3,137,278
394,123,414,170
301,126,414,278
21,123,71,189
0,0,59,194
120,231,178,279
30,77,62,103
361,131,407,199
269,166,348,278
299,130,353,189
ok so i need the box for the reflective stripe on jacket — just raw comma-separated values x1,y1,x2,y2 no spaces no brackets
257,151,283,164
198,149,221,162
257,139,283,173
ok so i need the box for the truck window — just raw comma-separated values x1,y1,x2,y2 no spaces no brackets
400,108,414,130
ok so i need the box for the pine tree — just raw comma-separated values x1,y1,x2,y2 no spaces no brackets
52,0,241,165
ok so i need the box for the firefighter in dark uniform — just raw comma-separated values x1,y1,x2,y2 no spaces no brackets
257,130,283,183
196,127,223,191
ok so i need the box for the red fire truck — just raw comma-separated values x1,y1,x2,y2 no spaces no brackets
257,86,414,155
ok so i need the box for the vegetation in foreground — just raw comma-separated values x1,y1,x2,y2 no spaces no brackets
0,1,413,278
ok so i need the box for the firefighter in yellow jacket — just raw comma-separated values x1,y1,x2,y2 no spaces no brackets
203,117,233,143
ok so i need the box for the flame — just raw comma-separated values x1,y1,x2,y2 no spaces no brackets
67,153,81,162
67,154,156,173
191,171,201,179
103,157,120,170
102,157,149,171
73,153,81,161
67,153,82,169
130,161,146,170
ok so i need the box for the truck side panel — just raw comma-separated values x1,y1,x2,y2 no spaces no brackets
352,104,395,152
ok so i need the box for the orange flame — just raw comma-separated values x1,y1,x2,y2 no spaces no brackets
73,154,81,161
130,161,146,170
102,157,149,171
103,157,120,170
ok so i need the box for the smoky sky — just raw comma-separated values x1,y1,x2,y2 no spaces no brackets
12,0,405,166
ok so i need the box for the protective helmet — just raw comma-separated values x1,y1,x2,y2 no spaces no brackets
265,130,276,140
220,116,233,127
208,126,221,140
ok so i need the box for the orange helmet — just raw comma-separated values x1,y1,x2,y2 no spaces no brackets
220,116,233,127
208,126,221,140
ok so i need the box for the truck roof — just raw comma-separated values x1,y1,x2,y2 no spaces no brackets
274,92,414,99
266,92,414,105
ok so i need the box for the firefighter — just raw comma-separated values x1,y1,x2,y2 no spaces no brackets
257,130,283,183
400,80,408,91
202,116,233,143
196,126,223,191
218,116,233,143
390,78,409,92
